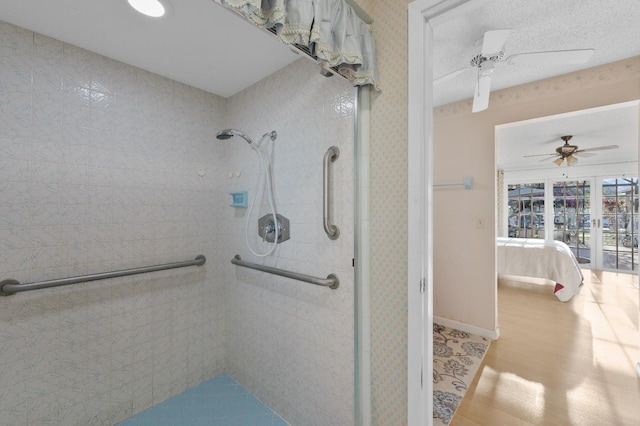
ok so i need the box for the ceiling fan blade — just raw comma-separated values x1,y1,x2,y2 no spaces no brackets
507,49,595,65
472,74,491,112
481,29,511,56
538,155,558,163
434,67,470,84
577,144,619,153
523,153,556,158
573,151,595,157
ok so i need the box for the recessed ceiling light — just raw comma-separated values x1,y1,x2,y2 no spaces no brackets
127,0,167,18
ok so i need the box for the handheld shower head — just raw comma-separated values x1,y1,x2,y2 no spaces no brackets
262,131,277,142
216,129,253,145
217,127,280,256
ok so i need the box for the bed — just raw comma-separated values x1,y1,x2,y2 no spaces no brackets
497,237,583,302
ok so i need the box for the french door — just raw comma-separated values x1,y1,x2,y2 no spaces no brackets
552,177,639,271
552,180,593,266
597,177,639,271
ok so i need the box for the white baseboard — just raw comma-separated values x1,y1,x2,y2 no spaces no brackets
434,316,500,340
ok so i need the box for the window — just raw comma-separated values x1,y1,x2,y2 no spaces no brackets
508,183,545,239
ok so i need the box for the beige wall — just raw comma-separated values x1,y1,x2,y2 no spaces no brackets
433,57,640,333
366,0,412,424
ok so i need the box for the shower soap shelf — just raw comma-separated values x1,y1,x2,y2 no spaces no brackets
229,191,248,208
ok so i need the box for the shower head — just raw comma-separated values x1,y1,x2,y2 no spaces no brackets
262,131,277,142
216,129,253,145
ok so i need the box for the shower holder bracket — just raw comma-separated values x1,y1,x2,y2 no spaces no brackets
258,214,290,243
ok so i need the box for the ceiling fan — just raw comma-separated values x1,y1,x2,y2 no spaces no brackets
523,135,619,166
434,29,595,113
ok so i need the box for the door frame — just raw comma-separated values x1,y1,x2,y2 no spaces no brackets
407,0,478,423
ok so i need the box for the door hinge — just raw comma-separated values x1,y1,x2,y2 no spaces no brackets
420,278,426,293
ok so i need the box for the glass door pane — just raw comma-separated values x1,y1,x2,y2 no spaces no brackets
601,178,638,271
508,183,545,239
553,181,591,265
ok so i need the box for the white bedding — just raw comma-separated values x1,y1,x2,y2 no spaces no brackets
497,237,583,302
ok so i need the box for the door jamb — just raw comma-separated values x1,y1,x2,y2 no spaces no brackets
407,0,477,423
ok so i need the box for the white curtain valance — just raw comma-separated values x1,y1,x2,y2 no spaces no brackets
220,0,379,90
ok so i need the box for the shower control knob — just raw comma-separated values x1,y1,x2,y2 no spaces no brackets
258,214,290,244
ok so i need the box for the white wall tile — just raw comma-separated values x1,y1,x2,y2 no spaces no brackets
223,58,356,425
0,19,356,426
0,20,230,425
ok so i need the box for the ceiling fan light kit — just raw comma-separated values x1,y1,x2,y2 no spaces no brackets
434,29,596,113
523,134,620,167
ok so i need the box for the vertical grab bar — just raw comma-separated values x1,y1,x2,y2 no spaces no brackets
323,146,340,240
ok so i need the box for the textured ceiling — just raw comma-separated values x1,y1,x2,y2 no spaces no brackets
0,0,300,98
433,0,640,107
3,0,638,103
431,0,640,172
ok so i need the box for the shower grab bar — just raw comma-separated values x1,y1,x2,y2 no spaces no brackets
231,255,339,289
323,146,340,240
0,255,206,296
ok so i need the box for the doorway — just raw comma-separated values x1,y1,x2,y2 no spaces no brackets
499,102,640,275
409,0,640,423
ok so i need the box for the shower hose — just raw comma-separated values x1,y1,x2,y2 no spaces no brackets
245,133,278,257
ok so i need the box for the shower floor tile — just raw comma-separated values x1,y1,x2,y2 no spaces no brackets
118,374,288,425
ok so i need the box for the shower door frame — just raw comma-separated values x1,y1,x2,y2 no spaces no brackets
355,85,372,426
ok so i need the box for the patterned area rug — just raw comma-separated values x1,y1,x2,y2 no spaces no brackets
433,323,490,425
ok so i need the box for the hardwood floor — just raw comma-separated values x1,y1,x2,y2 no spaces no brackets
451,270,640,426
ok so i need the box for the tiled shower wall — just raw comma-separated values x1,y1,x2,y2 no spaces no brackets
0,21,218,425
221,60,356,425
0,20,355,426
